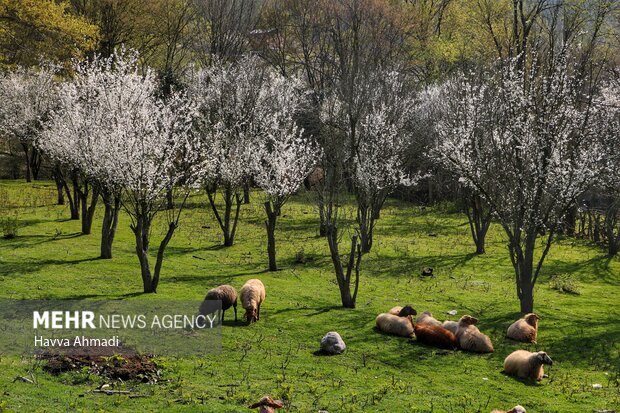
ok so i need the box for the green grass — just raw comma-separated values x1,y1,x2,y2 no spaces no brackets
0,179,618,412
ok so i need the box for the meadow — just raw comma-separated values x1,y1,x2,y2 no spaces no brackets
0,179,618,412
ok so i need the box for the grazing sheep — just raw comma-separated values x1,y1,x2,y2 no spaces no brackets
240,279,266,324
490,406,526,413
414,323,458,349
200,285,237,323
504,350,553,381
249,396,284,412
375,313,415,337
455,315,494,353
388,305,417,317
507,313,540,343
416,311,442,327
442,320,459,334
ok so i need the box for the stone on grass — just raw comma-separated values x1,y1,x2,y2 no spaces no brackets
320,332,346,355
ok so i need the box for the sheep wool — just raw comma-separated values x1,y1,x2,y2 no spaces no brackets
490,406,526,413
375,313,415,337
442,320,458,334
202,284,238,322
507,313,540,343
249,395,284,412
456,315,494,353
504,350,553,381
240,279,266,324
416,311,442,327
414,323,458,349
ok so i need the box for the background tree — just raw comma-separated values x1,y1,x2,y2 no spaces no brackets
43,51,197,289
0,0,98,68
190,57,266,247
253,73,318,271
0,66,57,183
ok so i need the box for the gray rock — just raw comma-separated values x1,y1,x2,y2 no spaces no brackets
320,331,346,355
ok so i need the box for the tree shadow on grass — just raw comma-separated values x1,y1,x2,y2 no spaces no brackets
0,232,83,249
0,256,101,277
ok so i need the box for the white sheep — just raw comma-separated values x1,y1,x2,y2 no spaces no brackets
504,350,553,381
416,311,442,327
506,313,540,343
455,315,494,353
375,313,415,337
240,279,266,324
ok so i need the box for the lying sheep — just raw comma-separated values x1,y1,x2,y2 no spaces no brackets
240,279,266,324
455,315,494,353
504,350,553,381
490,406,526,413
507,313,540,343
248,396,284,412
414,323,458,349
200,284,237,323
375,313,414,337
442,320,459,334
388,305,417,317
416,311,442,327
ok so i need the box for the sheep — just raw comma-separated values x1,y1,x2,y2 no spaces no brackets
240,279,266,324
388,305,417,317
490,406,526,413
504,350,553,381
375,313,415,337
442,320,459,334
455,315,494,353
416,311,442,327
414,323,458,349
507,313,540,343
200,284,237,323
248,396,284,412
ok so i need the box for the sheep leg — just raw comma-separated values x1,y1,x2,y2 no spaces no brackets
233,305,237,322
221,309,226,324
257,304,261,320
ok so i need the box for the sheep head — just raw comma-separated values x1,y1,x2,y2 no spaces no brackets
249,396,284,410
458,315,478,326
524,313,540,326
245,308,258,324
506,405,526,413
536,352,553,365
398,305,417,317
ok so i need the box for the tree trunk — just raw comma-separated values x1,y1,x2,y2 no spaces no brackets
207,186,243,247
465,193,492,255
606,202,620,257
243,182,250,204
132,215,154,293
512,233,536,314
318,197,327,237
152,222,177,293
264,201,279,271
326,226,362,308
166,189,174,210
563,205,577,236
65,178,80,220
52,166,65,205
100,189,120,259
30,147,42,181
76,181,99,235
22,143,31,183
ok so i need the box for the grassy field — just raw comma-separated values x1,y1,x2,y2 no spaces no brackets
0,179,618,413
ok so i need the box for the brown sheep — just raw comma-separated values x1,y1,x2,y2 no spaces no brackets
240,279,266,324
504,350,553,381
507,313,540,343
416,311,442,327
248,396,284,412
201,285,237,323
490,406,526,413
414,323,458,349
455,315,494,353
375,313,415,337
388,305,417,317
442,320,459,334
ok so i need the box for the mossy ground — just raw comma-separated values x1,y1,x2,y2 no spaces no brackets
0,180,618,412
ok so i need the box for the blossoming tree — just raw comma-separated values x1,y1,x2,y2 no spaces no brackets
42,50,197,291
436,53,601,313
